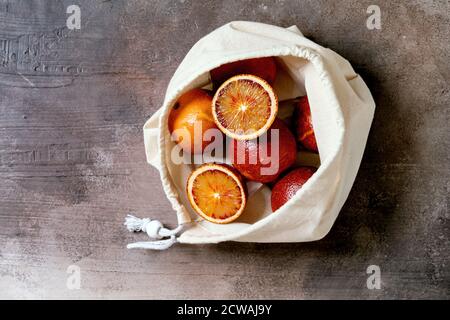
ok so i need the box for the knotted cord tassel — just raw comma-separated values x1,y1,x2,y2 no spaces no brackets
125,214,182,250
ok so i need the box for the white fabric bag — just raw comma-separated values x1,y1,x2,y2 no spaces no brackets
125,21,375,250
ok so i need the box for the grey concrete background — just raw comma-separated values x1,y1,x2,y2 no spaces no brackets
0,0,448,299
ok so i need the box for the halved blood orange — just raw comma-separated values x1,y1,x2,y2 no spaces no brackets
212,74,278,140
187,163,247,224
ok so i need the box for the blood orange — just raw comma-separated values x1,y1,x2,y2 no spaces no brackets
168,89,218,154
230,118,297,183
210,57,277,86
187,163,247,224
212,74,278,140
271,166,317,211
296,96,318,153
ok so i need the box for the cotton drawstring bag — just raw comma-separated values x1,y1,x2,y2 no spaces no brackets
124,21,375,250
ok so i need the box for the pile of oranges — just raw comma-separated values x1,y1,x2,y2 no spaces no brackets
168,57,319,224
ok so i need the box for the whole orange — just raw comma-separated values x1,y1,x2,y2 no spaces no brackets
271,166,316,211
295,96,318,152
168,89,218,154
210,57,277,87
230,118,297,183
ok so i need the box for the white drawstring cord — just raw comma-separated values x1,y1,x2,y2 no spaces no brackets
126,237,177,250
124,214,183,250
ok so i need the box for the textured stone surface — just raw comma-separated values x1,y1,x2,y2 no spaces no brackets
0,0,448,299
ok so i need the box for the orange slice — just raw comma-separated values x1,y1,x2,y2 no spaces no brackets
212,74,278,140
187,163,247,224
